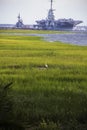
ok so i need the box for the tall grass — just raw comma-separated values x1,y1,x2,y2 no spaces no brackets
0,30,87,129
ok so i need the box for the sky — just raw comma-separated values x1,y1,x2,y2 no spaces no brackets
0,0,87,26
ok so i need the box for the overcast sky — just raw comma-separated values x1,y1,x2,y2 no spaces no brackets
0,0,87,25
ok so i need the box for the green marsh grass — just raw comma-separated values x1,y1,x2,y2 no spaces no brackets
0,30,87,129
0,29,69,34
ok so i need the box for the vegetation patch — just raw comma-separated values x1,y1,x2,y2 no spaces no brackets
0,30,87,130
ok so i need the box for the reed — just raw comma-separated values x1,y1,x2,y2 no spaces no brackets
0,30,87,130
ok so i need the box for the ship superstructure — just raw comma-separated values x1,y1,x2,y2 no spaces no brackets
16,14,24,28
35,0,83,30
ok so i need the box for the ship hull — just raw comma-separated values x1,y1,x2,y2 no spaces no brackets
35,18,83,30
54,22,74,30
35,20,75,30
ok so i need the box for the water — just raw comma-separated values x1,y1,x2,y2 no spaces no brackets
0,31,87,46
43,33,87,46
29,32,87,46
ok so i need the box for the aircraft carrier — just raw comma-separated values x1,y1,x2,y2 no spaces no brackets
35,0,83,30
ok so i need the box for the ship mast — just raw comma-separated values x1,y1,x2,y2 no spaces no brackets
47,0,55,21
18,13,21,22
51,0,53,10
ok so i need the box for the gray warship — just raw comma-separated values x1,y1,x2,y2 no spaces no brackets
35,0,83,30
16,14,24,28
